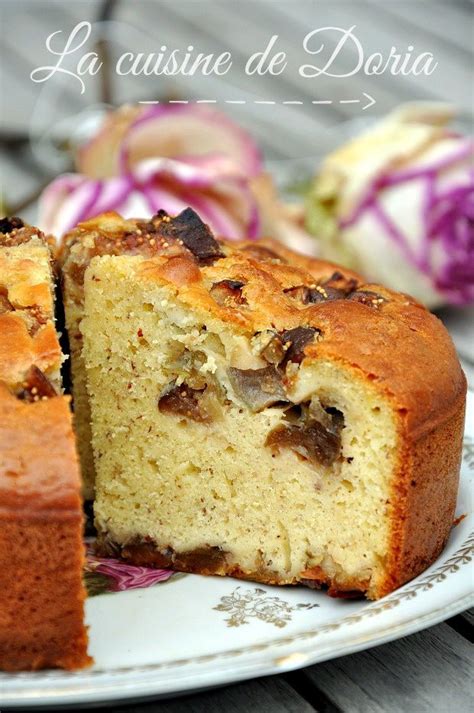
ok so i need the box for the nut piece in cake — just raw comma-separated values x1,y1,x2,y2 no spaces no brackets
76,208,464,600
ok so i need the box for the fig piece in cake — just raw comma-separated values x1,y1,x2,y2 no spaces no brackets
16,365,57,402
265,407,344,467
0,286,13,313
347,290,386,307
0,216,24,233
228,365,287,412
280,327,319,364
210,279,247,306
158,382,210,423
157,207,225,265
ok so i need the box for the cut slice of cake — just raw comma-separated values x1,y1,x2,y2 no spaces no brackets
69,209,464,600
0,217,90,671
60,212,179,499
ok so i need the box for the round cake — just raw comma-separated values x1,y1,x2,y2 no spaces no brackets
62,208,466,600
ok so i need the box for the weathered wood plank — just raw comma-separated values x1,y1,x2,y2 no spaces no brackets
461,609,474,627
2,0,470,147
277,0,472,112
114,1,335,159
284,669,343,713
439,306,474,367
367,0,473,55
448,609,474,643
162,0,399,117
299,622,474,713
0,0,101,139
115,675,317,713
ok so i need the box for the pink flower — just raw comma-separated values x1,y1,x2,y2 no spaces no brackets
77,104,261,179
39,105,262,241
340,138,474,305
307,104,474,307
86,547,174,592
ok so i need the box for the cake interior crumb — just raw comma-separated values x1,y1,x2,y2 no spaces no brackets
83,255,397,597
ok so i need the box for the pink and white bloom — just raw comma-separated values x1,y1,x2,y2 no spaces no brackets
39,104,262,240
307,104,474,308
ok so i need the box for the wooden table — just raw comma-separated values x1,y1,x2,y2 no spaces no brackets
0,1,472,710
101,612,474,712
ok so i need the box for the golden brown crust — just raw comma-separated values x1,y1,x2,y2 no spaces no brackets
0,223,90,670
302,299,466,436
0,315,61,386
0,519,90,671
379,392,465,598
59,211,187,277
0,223,61,388
235,237,363,283
0,385,84,516
0,218,55,250
0,389,90,671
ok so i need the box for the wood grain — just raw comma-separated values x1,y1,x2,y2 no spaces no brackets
297,623,474,713
115,676,317,712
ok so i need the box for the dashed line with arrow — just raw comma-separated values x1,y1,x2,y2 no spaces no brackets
140,92,377,111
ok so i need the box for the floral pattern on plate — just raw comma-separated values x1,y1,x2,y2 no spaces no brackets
214,586,319,628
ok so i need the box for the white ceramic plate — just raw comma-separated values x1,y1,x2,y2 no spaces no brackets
2,391,473,709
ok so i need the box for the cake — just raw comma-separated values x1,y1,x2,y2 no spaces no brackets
62,208,466,600
0,218,90,670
